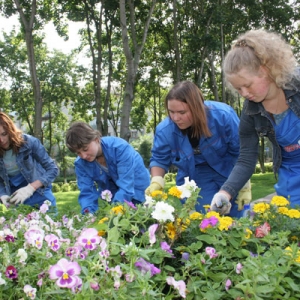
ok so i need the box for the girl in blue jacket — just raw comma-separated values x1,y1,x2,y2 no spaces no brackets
146,81,241,217
66,122,150,214
0,112,58,209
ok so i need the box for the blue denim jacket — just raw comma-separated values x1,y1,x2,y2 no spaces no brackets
150,100,240,185
221,88,300,198
0,134,59,197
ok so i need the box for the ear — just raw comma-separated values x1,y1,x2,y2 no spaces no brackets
258,65,269,78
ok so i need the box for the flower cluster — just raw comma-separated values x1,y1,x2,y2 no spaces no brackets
1,184,300,299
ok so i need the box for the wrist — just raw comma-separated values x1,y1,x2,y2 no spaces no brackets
219,191,231,201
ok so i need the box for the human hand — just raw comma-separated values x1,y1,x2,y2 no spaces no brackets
210,192,232,215
0,195,10,206
145,176,165,196
9,184,35,205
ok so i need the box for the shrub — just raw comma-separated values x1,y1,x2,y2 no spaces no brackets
69,181,79,191
61,183,70,192
51,183,61,193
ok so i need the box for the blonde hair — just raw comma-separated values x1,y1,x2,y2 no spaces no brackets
165,81,211,138
223,29,298,88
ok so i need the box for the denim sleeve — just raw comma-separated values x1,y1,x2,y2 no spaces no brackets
221,111,258,198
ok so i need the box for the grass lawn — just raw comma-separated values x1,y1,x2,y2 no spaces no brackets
55,172,276,215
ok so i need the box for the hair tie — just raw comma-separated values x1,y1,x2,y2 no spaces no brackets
234,39,248,47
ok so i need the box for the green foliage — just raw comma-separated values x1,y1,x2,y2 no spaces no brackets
52,183,61,193
61,183,71,192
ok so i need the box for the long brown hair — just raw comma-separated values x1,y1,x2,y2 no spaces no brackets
165,81,211,138
0,112,24,157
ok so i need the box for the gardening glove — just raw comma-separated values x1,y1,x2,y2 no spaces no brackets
10,184,35,205
210,192,232,215
145,176,165,196
0,195,10,206
236,180,252,211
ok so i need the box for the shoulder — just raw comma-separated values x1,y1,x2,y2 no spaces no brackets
156,117,176,131
102,136,128,147
205,100,238,117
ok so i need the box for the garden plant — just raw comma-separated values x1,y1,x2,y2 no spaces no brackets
1,177,300,299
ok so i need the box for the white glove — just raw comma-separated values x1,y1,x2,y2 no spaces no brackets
0,195,10,206
10,184,35,205
145,176,165,196
210,192,232,215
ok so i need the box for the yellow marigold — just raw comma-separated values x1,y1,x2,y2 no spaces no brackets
286,209,300,219
111,205,125,215
98,230,106,236
218,216,234,231
203,205,211,212
151,190,168,200
252,202,270,214
245,228,252,239
168,186,182,198
176,218,190,231
189,212,203,220
270,195,290,207
205,211,221,219
165,222,176,240
278,207,289,215
98,217,109,224
290,236,299,241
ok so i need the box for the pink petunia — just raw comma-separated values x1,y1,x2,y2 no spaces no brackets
205,247,218,259
24,227,44,249
49,258,81,288
225,279,232,291
166,276,186,298
148,223,159,245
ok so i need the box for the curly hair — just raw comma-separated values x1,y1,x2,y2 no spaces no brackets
165,81,211,138
0,112,24,157
223,29,298,89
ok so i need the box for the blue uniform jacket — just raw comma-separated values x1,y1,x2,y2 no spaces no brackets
150,101,240,185
75,136,150,214
0,134,59,197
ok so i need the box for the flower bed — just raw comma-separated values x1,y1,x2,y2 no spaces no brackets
1,178,300,299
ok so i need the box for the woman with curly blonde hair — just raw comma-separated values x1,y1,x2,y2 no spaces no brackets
210,29,300,215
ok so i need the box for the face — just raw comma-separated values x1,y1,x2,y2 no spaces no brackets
227,67,271,102
0,125,10,150
167,99,193,130
75,138,101,162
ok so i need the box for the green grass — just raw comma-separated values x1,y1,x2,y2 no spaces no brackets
55,172,277,215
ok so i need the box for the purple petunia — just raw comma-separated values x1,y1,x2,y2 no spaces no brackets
134,258,161,277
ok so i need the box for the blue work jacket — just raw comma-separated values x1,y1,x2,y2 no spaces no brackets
150,100,240,185
75,136,150,214
0,134,59,197
222,88,300,198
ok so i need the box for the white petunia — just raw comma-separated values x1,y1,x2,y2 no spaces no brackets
177,177,198,199
144,195,155,208
151,201,175,222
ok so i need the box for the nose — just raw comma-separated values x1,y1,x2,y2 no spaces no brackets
239,87,249,98
171,113,181,122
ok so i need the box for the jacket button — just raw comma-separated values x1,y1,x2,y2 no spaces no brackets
288,98,292,102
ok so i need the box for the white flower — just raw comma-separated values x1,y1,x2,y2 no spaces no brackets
0,273,6,285
144,195,155,207
151,201,175,222
17,248,28,263
24,284,37,299
177,177,198,199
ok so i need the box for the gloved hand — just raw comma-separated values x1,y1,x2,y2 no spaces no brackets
236,180,252,211
145,176,165,196
9,184,35,205
0,195,10,206
210,192,232,215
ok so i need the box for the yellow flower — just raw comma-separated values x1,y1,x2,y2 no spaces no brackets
203,205,211,212
111,205,125,215
150,190,168,200
98,217,109,224
286,209,300,219
0,203,7,213
245,228,252,239
205,211,221,219
218,216,234,231
270,195,290,207
252,202,270,214
278,207,289,215
165,222,176,240
98,230,106,236
189,212,203,220
176,218,190,231
168,186,182,198
285,246,300,263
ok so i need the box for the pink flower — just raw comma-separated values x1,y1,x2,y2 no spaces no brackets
24,284,37,299
160,241,173,255
236,262,243,274
24,227,44,249
255,222,271,238
77,228,101,250
39,203,49,214
148,223,159,245
45,234,61,252
134,258,161,277
124,200,137,210
90,280,100,291
200,216,219,230
101,190,113,202
166,276,186,298
205,247,218,259
225,279,232,291
49,258,81,288
5,265,18,280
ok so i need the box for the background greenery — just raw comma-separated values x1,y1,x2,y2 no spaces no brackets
55,172,276,216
